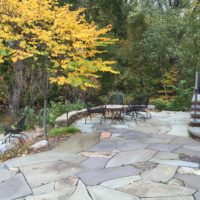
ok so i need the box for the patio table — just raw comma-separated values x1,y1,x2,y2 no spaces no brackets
106,105,126,124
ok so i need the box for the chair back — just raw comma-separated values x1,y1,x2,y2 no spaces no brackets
130,96,149,109
16,115,27,132
109,93,124,105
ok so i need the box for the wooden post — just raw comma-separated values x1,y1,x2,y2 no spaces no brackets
194,71,199,119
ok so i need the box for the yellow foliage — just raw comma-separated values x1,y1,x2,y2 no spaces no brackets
0,0,118,88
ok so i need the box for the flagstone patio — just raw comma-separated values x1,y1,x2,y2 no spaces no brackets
1,111,200,200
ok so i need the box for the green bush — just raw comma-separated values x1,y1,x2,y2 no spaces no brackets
153,80,192,111
153,99,171,110
0,125,4,134
49,126,80,137
48,101,85,125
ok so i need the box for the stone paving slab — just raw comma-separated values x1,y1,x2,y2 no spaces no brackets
77,165,141,186
194,191,200,200
182,145,200,152
106,149,156,168
79,151,116,158
88,185,139,200
119,180,195,198
54,133,100,153
0,168,16,183
32,182,55,195
116,140,148,151
139,136,174,144
167,178,184,187
154,152,180,160
142,164,177,183
5,151,85,168
25,187,76,200
0,173,32,200
54,176,78,189
148,143,180,152
81,157,110,169
88,140,116,152
150,158,199,168
174,148,200,157
132,161,157,171
68,181,92,200
120,131,150,141
171,137,200,146
141,197,194,200
20,160,85,188
175,174,200,190
100,175,141,189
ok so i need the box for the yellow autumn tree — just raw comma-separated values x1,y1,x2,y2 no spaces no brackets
0,0,118,91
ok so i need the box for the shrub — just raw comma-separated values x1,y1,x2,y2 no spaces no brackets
48,126,80,137
153,99,171,110
48,101,85,125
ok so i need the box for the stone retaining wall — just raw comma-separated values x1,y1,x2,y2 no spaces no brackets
55,108,87,126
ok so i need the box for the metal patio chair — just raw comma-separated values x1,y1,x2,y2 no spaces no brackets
125,96,151,122
85,98,106,125
3,112,28,144
109,93,124,105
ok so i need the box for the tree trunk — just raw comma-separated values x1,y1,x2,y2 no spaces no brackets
10,60,23,118
43,95,48,141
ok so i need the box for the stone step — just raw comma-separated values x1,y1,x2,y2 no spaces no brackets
191,105,200,110
191,112,200,118
188,127,200,139
190,119,200,126
192,94,200,102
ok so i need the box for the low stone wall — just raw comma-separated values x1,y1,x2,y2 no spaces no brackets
55,108,87,126
55,104,155,127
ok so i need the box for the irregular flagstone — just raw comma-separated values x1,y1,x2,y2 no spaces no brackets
93,123,113,132
106,149,156,168
116,140,148,151
178,167,200,175
140,137,173,144
174,148,200,157
150,158,199,168
141,197,194,200
55,176,78,189
100,175,141,189
77,165,141,186
0,168,16,183
88,185,139,200
140,134,176,144
81,157,110,169
87,140,116,152
175,174,200,190
25,187,76,200
182,145,200,152
142,164,177,183
20,160,85,188
154,152,180,160
168,178,184,187
32,182,55,195
68,180,92,200
121,131,150,141
119,180,195,198
111,133,122,137
194,191,200,200
0,173,32,200
171,137,200,146
100,131,112,140
132,161,157,171
148,143,180,152
5,151,85,168
79,151,116,158
54,133,100,153
108,128,132,134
